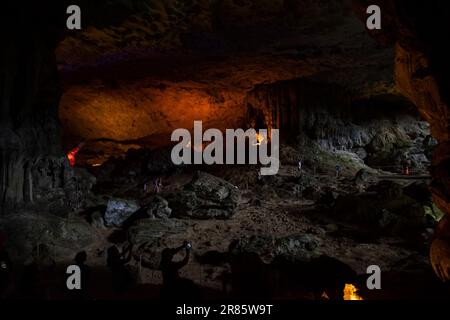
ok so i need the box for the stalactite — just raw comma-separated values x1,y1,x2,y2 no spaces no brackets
246,79,352,136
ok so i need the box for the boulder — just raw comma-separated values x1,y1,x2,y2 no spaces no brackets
104,198,140,227
127,218,186,245
170,171,240,219
91,211,106,229
365,126,413,167
142,195,172,218
127,218,187,269
229,234,320,263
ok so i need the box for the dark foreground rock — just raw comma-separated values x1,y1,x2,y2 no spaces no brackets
170,171,240,219
0,213,99,262
331,181,430,239
228,251,356,299
229,234,321,263
127,218,187,269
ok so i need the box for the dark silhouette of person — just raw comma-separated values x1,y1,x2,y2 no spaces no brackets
20,243,56,299
159,241,200,300
0,233,14,299
71,251,90,299
107,244,134,295
161,242,190,285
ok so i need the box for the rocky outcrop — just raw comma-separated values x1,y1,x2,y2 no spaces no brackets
126,217,187,269
247,80,431,170
127,218,186,246
229,234,320,263
331,181,429,239
104,198,140,227
170,171,240,219
352,0,450,208
143,195,172,218
0,3,99,214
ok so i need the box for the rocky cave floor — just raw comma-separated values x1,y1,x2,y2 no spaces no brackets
3,141,450,301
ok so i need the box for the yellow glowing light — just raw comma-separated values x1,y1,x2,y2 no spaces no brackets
343,284,364,300
252,133,265,146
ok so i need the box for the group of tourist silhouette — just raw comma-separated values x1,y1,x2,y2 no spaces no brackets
0,231,197,300
1,229,361,300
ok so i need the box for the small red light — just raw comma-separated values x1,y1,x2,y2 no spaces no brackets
67,146,81,167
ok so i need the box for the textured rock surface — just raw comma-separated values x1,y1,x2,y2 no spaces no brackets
143,195,172,218
230,234,320,263
331,181,428,238
0,3,98,213
104,198,140,227
247,80,431,170
170,171,240,219
0,212,99,262
127,218,186,245
353,0,450,214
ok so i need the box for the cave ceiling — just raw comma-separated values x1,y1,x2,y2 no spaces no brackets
56,0,396,145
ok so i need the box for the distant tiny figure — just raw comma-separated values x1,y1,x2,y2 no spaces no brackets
335,164,342,178
402,158,411,175
153,177,163,194
143,182,148,194
107,244,134,295
298,160,303,171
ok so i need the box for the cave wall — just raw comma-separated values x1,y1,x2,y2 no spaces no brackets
1,4,60,212
353,0,450,215
59,76,246,146
353,0,450,280
0,2,95,213
246,79,432,169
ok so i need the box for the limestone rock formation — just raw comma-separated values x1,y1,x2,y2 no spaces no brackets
331,181,429,239
229,234,320,263
104,198,140,227
127,218,186,246
142,195,172,218
353,0,450,278
170,171,240,219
